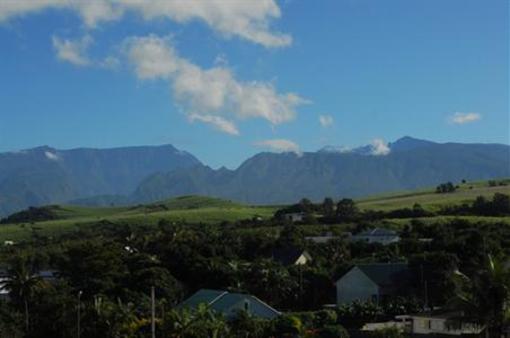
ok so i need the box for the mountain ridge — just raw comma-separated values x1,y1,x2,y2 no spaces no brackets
0,144,201,216
0,137,509,215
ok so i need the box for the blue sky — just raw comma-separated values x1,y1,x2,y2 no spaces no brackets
0,0,508,168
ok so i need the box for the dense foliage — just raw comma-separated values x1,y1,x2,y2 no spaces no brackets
0,193,509,337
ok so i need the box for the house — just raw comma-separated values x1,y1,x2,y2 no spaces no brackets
335,263,409,305
282,212,305,223
0,269,8,299
396,312,485,336
177,289,280,320
351,228,400,246
361,321,407,332
305,231,348,244
272,247,312,266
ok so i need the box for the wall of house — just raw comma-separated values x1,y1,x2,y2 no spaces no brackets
295,254,309,265
411,317,483,336
336,267,379,305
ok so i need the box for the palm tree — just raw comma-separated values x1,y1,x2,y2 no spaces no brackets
2,255,45,333
449,254,510,338
164,305,227,338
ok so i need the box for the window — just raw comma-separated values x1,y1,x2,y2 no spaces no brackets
244,300,250,311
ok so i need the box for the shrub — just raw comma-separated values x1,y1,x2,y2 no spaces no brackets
317,324,349,338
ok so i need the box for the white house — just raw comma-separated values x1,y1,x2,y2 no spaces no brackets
396,313,484,336
282,212,305,223
335,263,409,305
305,231,350,244
272,248,312,266
351,228,400,246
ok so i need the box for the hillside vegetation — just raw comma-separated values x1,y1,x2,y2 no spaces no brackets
0,196,276,241
357,179,510,211
1,179,508,242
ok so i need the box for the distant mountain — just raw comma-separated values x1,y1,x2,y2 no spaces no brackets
388,136,438,152
132,137,510,205
319,136,437,155
0,145,200,216
1,137,509,216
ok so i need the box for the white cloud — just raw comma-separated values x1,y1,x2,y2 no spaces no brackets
0,0,291,48
319,115,334,128
254,139,301,154
126,35,306,134
370,138,390,156
126,35,180,79
52,34,93,66
73,0,122,27
188,114,239,136
44,151,59,161
100,56,121,69
0,0,66,22
450,112,481,125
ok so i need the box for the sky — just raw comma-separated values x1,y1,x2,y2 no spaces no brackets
0,0,508,168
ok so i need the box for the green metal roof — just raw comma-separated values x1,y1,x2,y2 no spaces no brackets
178,289,226,309
178,289,280,319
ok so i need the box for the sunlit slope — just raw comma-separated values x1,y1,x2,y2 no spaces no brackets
0,196,276,241
357,179,510,211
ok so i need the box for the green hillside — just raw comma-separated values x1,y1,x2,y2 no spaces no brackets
1,180,509,242
357,179,510,211
0,196,276,242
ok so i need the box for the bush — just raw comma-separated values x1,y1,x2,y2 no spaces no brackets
317,324,350,338
313,309,337,328
272,315,303,337
368,327,404,338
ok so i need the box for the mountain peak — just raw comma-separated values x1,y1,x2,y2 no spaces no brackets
389,136,436,152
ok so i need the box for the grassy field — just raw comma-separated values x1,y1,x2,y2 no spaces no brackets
0,196,277,242
1,180,509,242
357,179,510,212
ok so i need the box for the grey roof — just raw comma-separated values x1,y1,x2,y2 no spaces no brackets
178,289,226,308
178,289,280,319
356,263,409,287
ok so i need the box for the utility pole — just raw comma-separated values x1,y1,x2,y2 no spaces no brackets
424,280,429,310
77,290,83,338
151,286,156,338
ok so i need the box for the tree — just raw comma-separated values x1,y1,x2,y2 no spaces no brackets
492,193,510,215
298,198,314,213
321,198,335,218
246,259,298,308
164,304,228,338
472,196,489,215
229,310,270,338
336,199,358,221
277,224,305,248
3,254,46,333
436,182,456,194
449,254,510,338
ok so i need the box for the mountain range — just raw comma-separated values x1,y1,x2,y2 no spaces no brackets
0,137,508,216
0,145,199,216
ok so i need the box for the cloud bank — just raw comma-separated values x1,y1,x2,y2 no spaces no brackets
370,138,390,155
126,35,306,135
254,139,301,154
319,115,334,128
44,151,60,161
450,112,481,125
0,0,291,48
52,34,93,66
